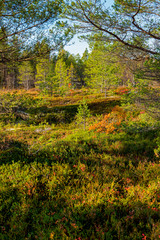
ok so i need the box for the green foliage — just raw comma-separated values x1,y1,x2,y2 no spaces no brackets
54,58,69,96
121,59,160,119
0,1,74,89
0,0,67,63
19,61,35,90
67,63,80,89
85,43,123,96
35,58,59,96
76,98,91,130
154,134,160,158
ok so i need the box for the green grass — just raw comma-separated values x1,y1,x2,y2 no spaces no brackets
0,90,160,240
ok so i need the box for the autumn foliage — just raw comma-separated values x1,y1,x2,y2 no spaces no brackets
114,86,129,95
89,105,126,134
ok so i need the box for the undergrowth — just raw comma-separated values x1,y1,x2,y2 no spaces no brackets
0,89,160,240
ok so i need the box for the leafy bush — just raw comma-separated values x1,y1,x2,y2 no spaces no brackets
89,105,126,134
154,134,160,158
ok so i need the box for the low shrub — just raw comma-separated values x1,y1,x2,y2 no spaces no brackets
0,89,160,239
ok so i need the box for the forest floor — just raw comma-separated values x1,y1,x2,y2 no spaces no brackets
0,88,160,240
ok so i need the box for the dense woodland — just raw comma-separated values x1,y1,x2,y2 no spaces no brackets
0,0,160,239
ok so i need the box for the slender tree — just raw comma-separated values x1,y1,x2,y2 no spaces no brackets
54,58,68,95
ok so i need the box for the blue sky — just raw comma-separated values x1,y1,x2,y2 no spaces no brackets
64,0,114,56
64,35,89,56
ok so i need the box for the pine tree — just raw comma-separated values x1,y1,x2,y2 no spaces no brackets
54,58,68,96
36,58,50,92
76,98,91,130
85,43,122,97
67,63,79,89
19,61,34,90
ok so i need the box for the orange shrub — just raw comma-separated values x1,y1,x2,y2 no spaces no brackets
89,105,126,134
114,86,129,95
